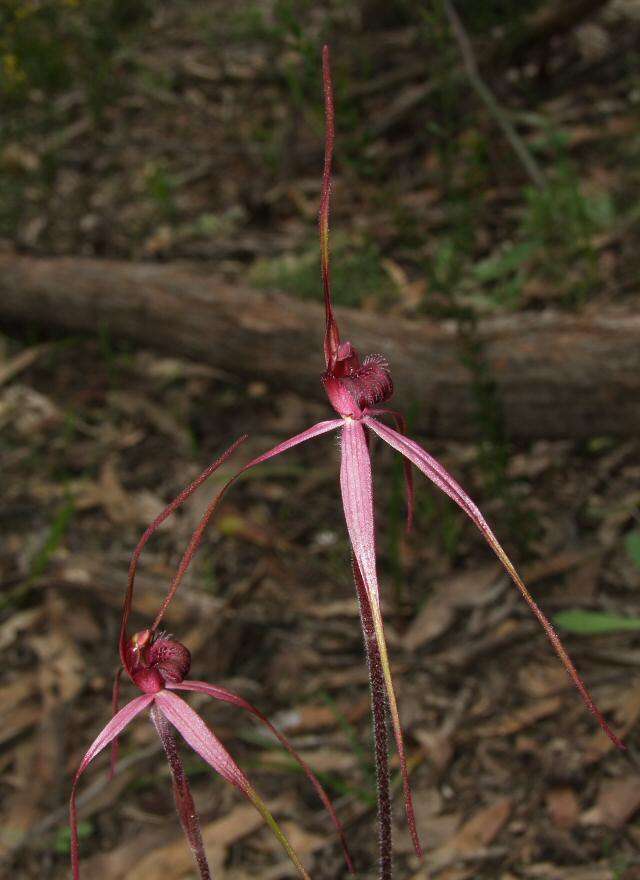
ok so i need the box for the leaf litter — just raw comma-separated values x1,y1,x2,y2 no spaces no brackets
0,329,637,878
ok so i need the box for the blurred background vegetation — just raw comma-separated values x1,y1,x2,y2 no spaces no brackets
1,0,638,315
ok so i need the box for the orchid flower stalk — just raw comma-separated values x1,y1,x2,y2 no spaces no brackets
70,436,354,879
191,46,623,876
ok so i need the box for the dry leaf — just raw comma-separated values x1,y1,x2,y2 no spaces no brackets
471,696,561,738
0,608,43,652
546,787,580,830
518,662,570,698
0,345,48,388
272,698,369,734
133,803,275,877
413,799,511,876
107,390,192,447
581,776,640,828
0,384,60,434
404,565,502,651
442,798,512,854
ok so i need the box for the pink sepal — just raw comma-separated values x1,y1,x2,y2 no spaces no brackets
70,693,155,880
154,690,250,791
169,680,355,873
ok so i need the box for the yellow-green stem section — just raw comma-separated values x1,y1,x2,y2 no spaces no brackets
369,603,406,764
246,786,310,879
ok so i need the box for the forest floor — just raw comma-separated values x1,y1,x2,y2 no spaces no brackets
1,1,640,878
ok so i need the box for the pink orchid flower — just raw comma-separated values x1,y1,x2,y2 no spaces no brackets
195,46,624,872
70,436,353,880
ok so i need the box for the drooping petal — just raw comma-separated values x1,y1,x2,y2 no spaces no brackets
368,407,415,532
154,689,311,879
339,419,423,856
168,679,354,873
366,416,625,749
352,558,392,880
70,693,155,880
150,703,211,880
119,434,247,667
150,420,342,633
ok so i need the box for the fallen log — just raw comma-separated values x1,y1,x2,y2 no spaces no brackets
1,254,638,441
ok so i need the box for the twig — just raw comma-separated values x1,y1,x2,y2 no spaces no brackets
443,0,546,190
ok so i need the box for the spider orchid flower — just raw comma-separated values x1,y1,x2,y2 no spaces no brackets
197,46,624,874
70,436,354,880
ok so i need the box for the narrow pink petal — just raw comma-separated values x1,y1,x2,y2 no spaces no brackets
154,690,311,878
154,690,248,790
242,419,342,470
150,703,211,880
365,416,625,750
368,407,415,532
70,694,155,880
169,680,354,873
150,420,342,633
339,420,423,856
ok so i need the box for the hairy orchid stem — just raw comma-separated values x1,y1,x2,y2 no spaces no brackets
150,704,212,880
353,558,392,880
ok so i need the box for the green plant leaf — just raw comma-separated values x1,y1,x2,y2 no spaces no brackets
555,609,640,635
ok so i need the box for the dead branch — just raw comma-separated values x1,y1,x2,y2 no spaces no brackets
1,254,639,441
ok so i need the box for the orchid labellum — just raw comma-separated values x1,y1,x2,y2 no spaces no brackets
70,436,353,880
193,47,624,876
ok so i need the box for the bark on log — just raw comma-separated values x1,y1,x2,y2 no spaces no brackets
1,254,638,441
